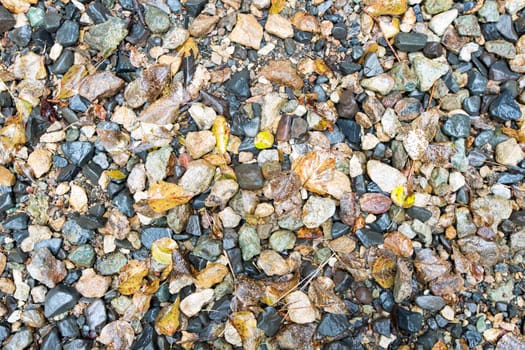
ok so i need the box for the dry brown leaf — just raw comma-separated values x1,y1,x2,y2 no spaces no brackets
384,231,414,257
118,259,150,295
155,297,180,336
291,150,351,199
147,181,194,213
56,65,88,99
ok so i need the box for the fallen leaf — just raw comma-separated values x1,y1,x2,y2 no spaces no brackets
118,259,150,295
0,116,26,165
56,65,88,99
269,0,286,14
384,231,414,257
177,38,199,58
195,263,229,288
155,297,180,336
151,238,178,265
264,172,301,202
292,150,350,198
147,181,194,213
231,311,265,350
372,255,396,289
391,184,415,208
212,115,230,155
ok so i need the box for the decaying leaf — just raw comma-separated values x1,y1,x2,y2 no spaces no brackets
231,311,265,350
212,115,230,155
195,263,229,288
98,320,135,350
372,255,396,289
56,65,88,99
151,238,178,265
391,184,415,208
147,181,194,213
118,259,150,295
0,116,26,165
264,172,301,202
177,38,199,57
269,0,286,14
308,276,346,314
292,150,351,199
414,248,451,283
155,297,180,336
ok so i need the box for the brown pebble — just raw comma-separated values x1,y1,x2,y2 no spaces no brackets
477,226,496,240
276,114,292,142
355,286,373,304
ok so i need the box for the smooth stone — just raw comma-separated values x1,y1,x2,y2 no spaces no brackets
302,196,336,228
257,307,282,337
415,296,446,311
238,224,261,261
363,53,383,77
96,252,127,275
85,299,107,330
412,55,449,91
56,20,79,46
394,32,427,52
234,163,264,190
367,160,406,193
44,285,80,318
356,228,384,247
145,6,170,33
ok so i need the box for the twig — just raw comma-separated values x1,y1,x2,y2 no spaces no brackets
427,82,436,111
363,10,401,63
223,249,236,282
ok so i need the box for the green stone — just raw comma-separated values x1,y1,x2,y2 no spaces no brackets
27,7,45,27
488,280,514,303
314,247,332,265
476,315,487,333
390,62,418,92
238,224,261,261
269,230,296,252
424,0,453,14
84,17,128,57
479,1,499,22
277,215,303,231
145,6,170,34
96,252,127,275
193,236,222,261
451,139,468,172
485,40,517,59
454,15,481,36
68,245,95,267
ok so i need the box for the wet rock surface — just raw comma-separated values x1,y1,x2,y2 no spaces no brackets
0,0,524,348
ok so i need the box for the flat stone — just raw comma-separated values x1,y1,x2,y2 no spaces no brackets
265,14,293,39
367,160,407,193
27,247,67,288
84,17,128,56
234,163,264,190
230,14,263,49
75,269,111,298
179,159,215,194
285,291,316,324
412,56,449,92
302,195,336,228
394,32,427,52
495,138,524,166
257,250,289,276
44,284,80,318
185,131,215,159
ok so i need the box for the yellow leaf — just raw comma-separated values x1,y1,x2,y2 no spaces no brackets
56,65,88,99
212,115,230,155
231,311,264,350
156,297,181,336
14,98,32,120
177,38,199,58
391,184,415,208
151,238,178,265
372,255,396,289
105,169,127,180
118,259,150,295
147,181,194,213
269,0,286,14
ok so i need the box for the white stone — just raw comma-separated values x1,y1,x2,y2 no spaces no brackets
180,289,214,317
367,160,407,193
188,103,217,130
495,138,524,166
69,184,88,212
429,9,458,36
265,14,294,39
448,171,465,192
219,207,242,228
302,195,336,228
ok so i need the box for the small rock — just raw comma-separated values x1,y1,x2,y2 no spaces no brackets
365,0,408,15
238,224,261,261
489,91,522,121
260,60,304,90
145,6,170,34
412,56,449,91
269,230,296,252
69,184,88,212
180,288,214,317
415,295,446,311
234,163,264,190
179,159,215,194
79,71,124,101
75,269,111,298
442,114,470,138
44,284,80,318
495,138,524,166
0,165,15,186
188,103,217,130
230,14,263,49
27,247,67,288
302,195,336,228
185,131,216,159
317,314,350,337
145,146,172,183
485,40,517,59
0,6,15,33
367,160,407,193
257,250,289,276
360,74,395,95
84,17,128,56
395,307,423,334
27,149,52,178
189,14,219,37
394,32,427,52
218,207,242,228
265,14,293,39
